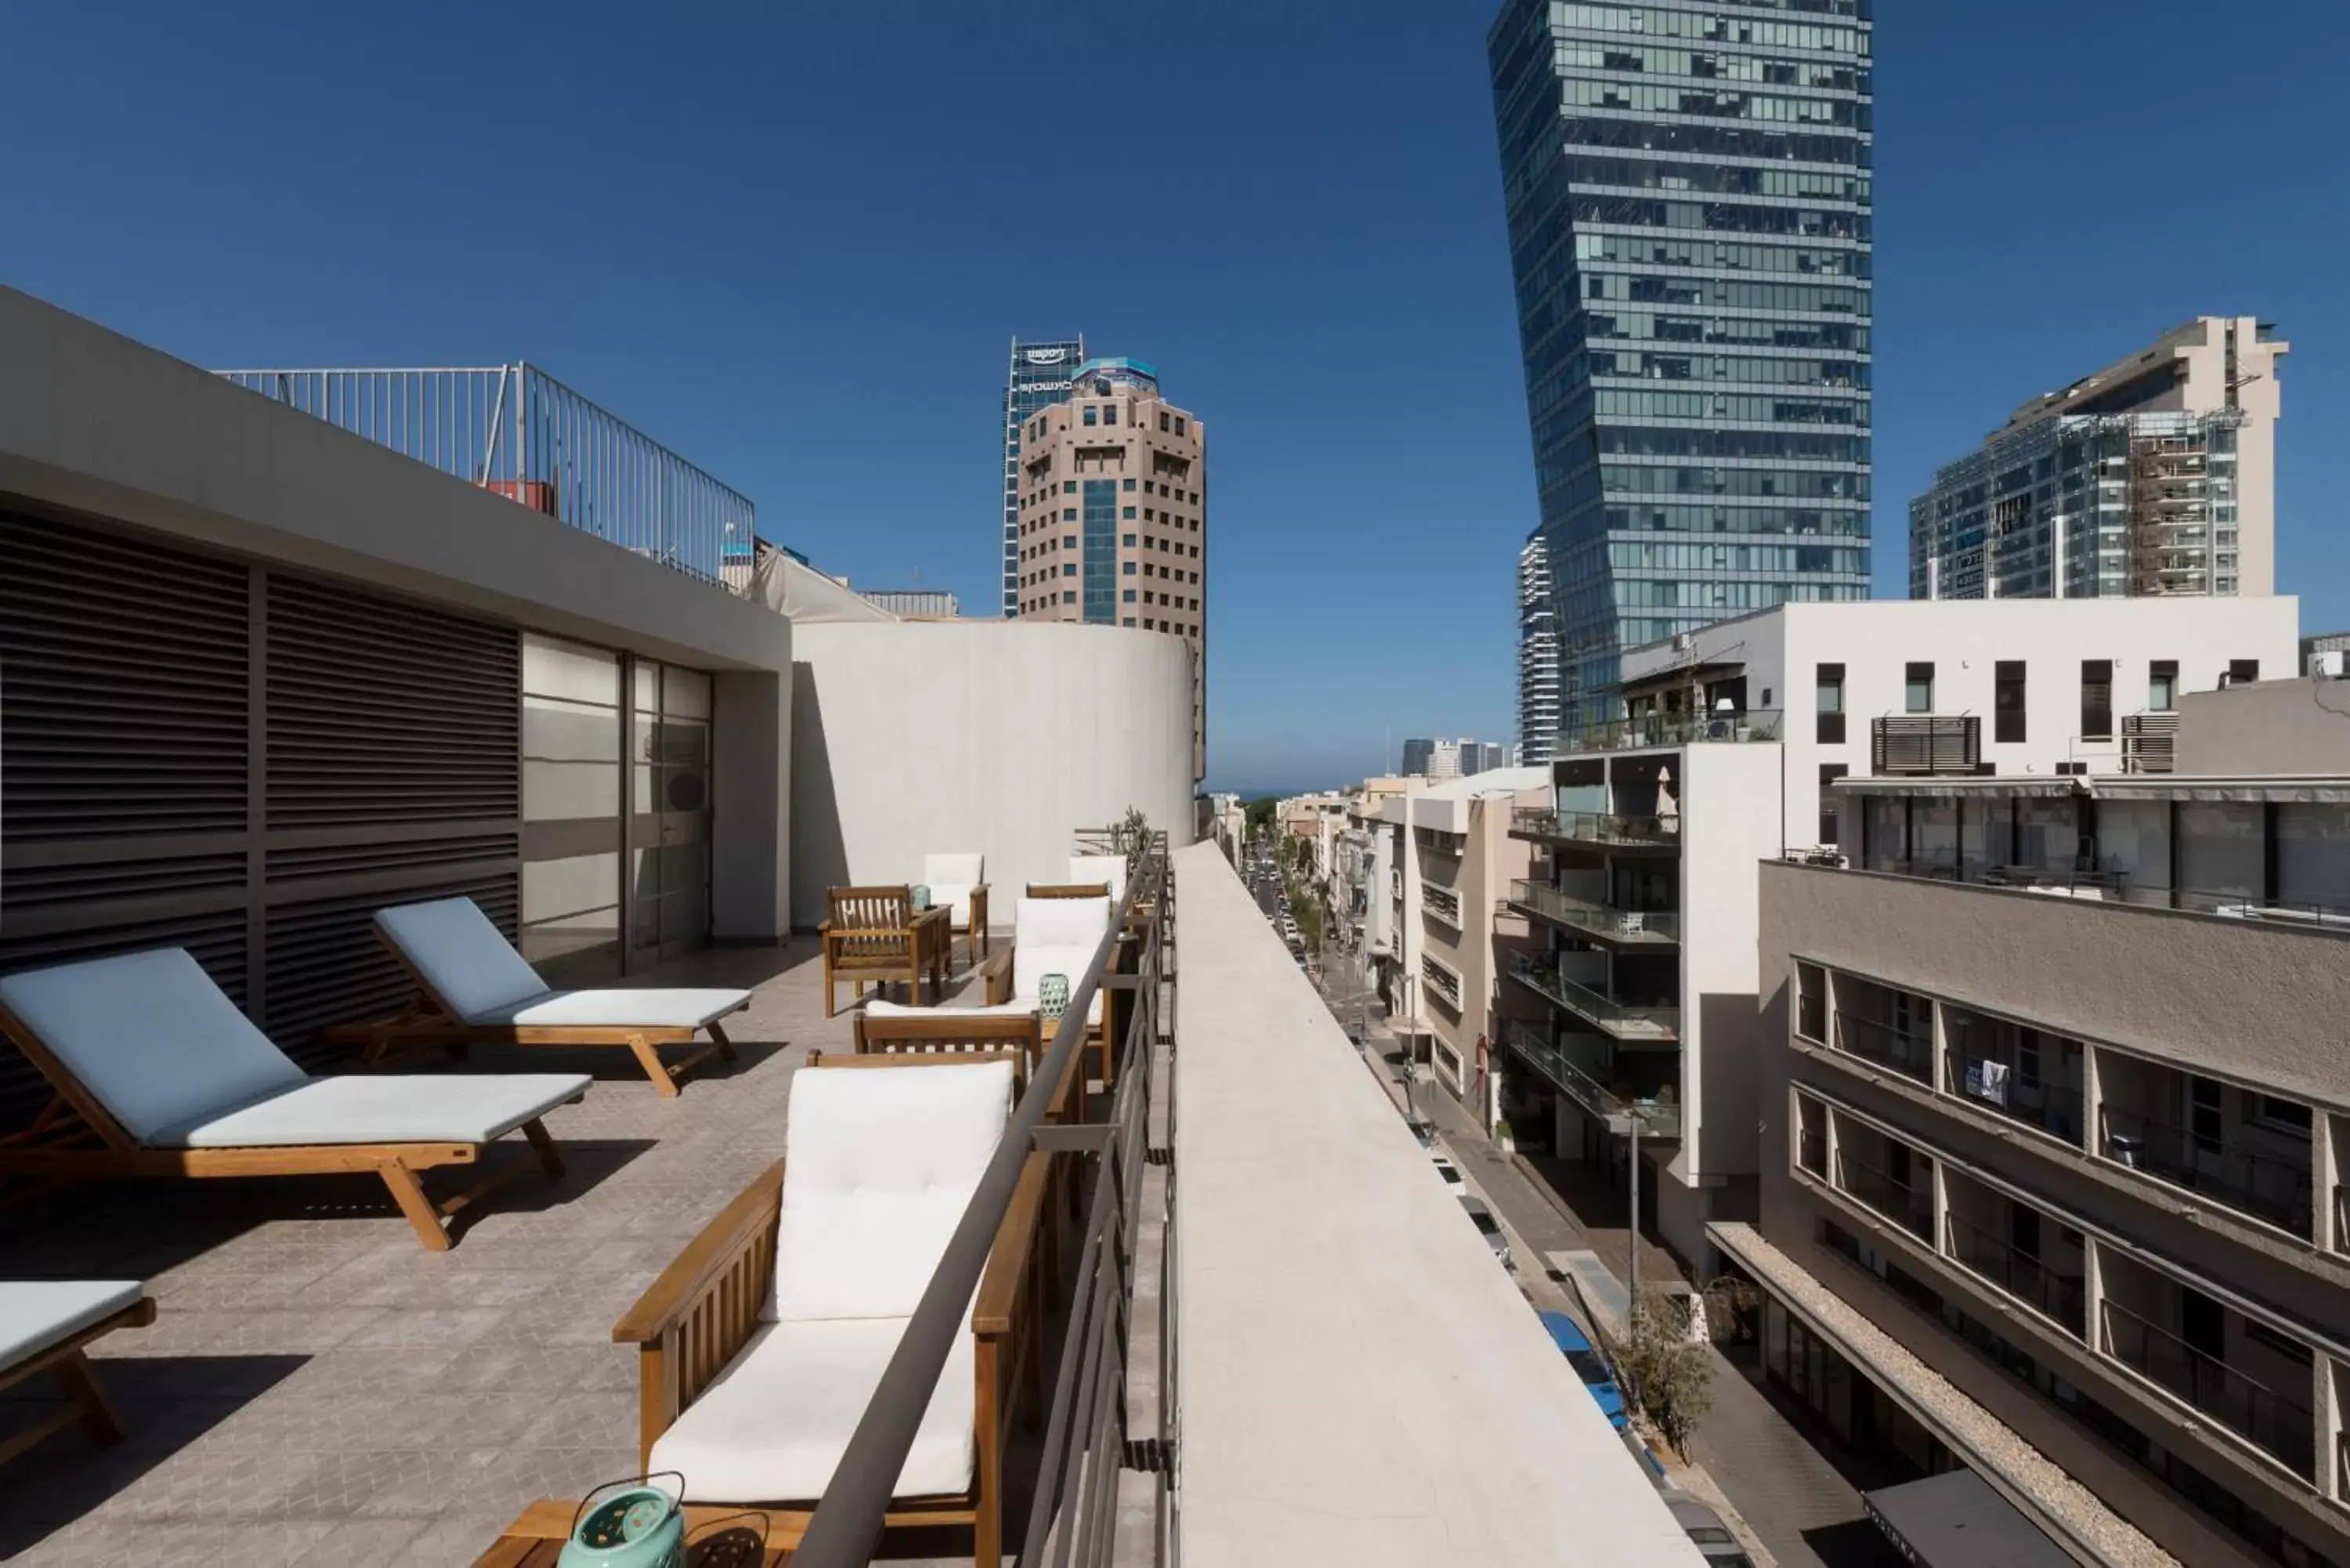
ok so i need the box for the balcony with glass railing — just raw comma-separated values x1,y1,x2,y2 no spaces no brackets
2096,1053,2315,1239
1499,1020,1682,1140
1506,880,1679,945
1831,1011,1934,1086
1940,1170,2088,1340
1834,1145,1936,1245
1505,953,1679,1042
1553,707,1784,754
1508,807,1681,851
2099,1296,2315,1481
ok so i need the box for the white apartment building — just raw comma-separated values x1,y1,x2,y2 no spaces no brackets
1502,598,2301,1270
1377,768,1549,1112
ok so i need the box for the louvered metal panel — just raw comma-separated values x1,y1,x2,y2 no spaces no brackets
0,511,249,839
263,877,519,1068
0,504,526,1126
266,576,520,828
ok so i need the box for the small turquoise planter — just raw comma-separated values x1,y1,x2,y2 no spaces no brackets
1038,972,1071,1024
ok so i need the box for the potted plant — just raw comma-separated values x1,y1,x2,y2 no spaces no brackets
1493,1118,1516,1154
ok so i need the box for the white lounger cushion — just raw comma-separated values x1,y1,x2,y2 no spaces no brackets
1068,854,1127,901
654,1317,976,1504
0,946,589,1151
0,950,308,1144
374,898,554,1021
0,1280,145,1371
1011,895,1112,1025
473,988,749,1031
921,854,984,927
151,1073,588,1149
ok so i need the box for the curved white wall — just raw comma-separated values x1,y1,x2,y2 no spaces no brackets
790,620,1196,925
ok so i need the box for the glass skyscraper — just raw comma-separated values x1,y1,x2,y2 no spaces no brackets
1003,336,1086,616
1488,0,1875,740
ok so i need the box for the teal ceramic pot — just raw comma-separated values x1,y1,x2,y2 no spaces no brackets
911,884,933,910
559,1476,685,1568
1038,972,1071,1023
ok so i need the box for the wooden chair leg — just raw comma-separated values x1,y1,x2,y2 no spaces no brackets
974,1348,1003,1568
823,953,837,1018
522,1117,565,1177
379,1162,452,1252
710,1021,739,1062
627,1035,682,1098
53,1349,127,1446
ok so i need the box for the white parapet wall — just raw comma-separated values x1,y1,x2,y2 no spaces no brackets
789,620,1197,921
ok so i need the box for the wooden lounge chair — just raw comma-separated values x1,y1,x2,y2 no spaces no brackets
922,853,992,970
819,886,949,1018
323,897,750,1098
0,949,588,1252
857,1001,1079,1125
976,894,1123,1089
0,1281,155,1467
1068,854,1129,903
613,1056,1047,1567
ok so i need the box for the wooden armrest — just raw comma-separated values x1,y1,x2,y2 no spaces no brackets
613,1158,785,1344
974,1151,1050,1336
977,948,1014,1005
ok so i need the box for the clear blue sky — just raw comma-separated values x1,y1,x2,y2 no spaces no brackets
4,2,2345,793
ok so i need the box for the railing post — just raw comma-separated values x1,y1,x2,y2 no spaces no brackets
2081,1042,2104,1158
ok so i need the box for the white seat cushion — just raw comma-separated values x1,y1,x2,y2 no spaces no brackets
0,1281,145,1371
473,987,750,1031
863,999,1035,1021
772,1060,1013,1323
374,898,553,1022
653,1317,976,1504
151,1072,590,1148
1014,895,1112,952
1068,855,1127,901
927,883,977,927
923,853,984,886
0,949,306,1145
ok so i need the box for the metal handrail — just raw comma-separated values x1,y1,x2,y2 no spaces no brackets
1555,706,1786,753
1832,1013,1933,1084
1498,1020,1680,1139
1944,1211,2085,1335
1835,1149,1934,1242
793,838,1172,1567
1509,807,1679,847
2097,1103,2314,1236
1508,880,1680,942
2099,1298,2314,1478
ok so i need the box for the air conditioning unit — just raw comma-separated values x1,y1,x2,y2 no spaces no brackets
2314,649,2348,680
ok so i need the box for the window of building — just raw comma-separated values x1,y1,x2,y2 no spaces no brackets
1174,417,1188,435
1905,662,1935,714
1063,534,1075,547
2080,659,2113,740
2227,659,2261,687
1817,764,1848,847
1063,591,1076,605
1815,663,1846,745
1158,412,1170,432
1123,616,1135,626
1063,480,1076,494
1994,660,2026,743
2149,659,2178,711
1104,405,1118,425
1123,507,1136,518
2254,1095,2312,1136
1123,589,1136,602
1123,562,1136,575
1123,478,1136,491
1062,562,1076,577
1123,533,1136,547
1063,508,1076,521
1083,407,1097,427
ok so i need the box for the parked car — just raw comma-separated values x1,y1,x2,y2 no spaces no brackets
1660,1492,1754,1568
1537,1310,1626,1430
1459,1195,1510,1269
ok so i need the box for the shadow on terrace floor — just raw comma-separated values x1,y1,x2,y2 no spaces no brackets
0,1353,310,1558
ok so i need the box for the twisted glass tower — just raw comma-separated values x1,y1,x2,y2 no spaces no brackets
1489,0,1875,741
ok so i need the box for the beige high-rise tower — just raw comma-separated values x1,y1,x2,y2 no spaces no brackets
1010,357,1206,779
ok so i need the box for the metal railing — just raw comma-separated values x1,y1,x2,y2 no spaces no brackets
1554,706,1785,753
1835,1149,1935,1244
1507,880,1679,943
1945,1051,2084,1145
1505,953,1679,1040
792,838,1176,1568
2099,1299,2315,1479
1499,1020,1681,1139
1871,714,1980,775
2098,1103,2314,1237
217,364,754,583
1945,1212,2085,1336
1832,1013,1934,1084
1508,807,1680,849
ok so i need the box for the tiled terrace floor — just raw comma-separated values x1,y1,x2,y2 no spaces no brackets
0,937,938,1566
